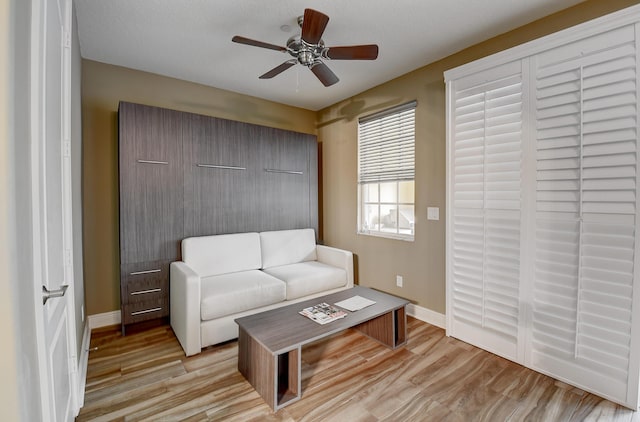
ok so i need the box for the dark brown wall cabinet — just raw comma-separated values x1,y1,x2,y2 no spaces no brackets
118,102,318,333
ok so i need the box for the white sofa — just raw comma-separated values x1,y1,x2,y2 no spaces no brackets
170,228,354,356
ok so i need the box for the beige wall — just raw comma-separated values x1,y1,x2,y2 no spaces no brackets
82,0,640,317
1,0,20,418
317,0,640,314
81,60,316,314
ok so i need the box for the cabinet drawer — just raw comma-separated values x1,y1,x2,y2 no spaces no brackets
121,261,168,282
121,261,168,298
125,275,168,301
123,298,169,324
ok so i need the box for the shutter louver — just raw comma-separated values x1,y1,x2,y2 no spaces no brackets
450,62,523,360
532,25,637,401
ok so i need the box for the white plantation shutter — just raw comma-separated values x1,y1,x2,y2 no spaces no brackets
446,7,640,410
358,102,416,183
531,24,638,404
449,61,524,361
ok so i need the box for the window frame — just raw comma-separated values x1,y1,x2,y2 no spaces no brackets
357,101,416,241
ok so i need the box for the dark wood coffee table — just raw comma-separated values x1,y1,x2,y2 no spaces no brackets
235,285,409,411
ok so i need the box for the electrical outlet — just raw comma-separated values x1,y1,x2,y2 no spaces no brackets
396,275,403,287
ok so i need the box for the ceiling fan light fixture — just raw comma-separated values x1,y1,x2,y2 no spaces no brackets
298,50,314,66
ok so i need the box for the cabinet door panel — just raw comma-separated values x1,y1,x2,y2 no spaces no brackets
183,114,256,236
257,127,315,232
184,115,318,237
119,102,183,263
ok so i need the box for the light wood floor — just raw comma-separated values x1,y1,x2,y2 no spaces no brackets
77,318,639,421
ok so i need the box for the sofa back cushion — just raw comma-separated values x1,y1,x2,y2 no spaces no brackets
260,228,317,269
182,232,261,277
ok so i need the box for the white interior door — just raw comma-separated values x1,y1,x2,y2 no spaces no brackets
31,0,78,420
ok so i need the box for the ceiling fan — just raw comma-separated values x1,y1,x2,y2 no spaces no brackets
232,8,379,87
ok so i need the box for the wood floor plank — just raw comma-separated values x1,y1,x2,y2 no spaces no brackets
85,360,186,403
77,318,639,421
389,393,464,422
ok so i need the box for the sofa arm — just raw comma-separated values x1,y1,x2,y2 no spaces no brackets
316,245,354,288
170,261,202,356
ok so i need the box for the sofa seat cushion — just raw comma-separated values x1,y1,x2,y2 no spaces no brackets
263,261,348,300
200,270,285,321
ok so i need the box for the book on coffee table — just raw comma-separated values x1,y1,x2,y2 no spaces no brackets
299,302,347,325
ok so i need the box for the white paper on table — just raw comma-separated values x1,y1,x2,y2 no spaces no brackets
334,295,376,312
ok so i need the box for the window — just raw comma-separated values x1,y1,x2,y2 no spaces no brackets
358,101,416,240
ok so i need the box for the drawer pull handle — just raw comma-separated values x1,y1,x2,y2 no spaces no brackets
197,164,246,170
264,168,303,175
137,159,168,165
130,268,161,276
131,307,162,316
131,288,162,296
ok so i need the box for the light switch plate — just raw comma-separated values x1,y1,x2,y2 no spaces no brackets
427,207,440,220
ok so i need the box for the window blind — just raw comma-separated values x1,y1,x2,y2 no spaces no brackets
358,101,416,184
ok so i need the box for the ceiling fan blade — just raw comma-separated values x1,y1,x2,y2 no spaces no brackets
325,45,379,60
232,36,286,52
310,62,339,87
259,61,296,79
301,8,329,45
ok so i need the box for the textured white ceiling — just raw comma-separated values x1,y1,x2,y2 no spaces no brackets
74,0,586,111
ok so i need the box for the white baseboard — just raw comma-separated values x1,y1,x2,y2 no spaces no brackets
87,310,121,330
406,303,445,329
76,321,90,409
77,310,120,410
86,307,443,331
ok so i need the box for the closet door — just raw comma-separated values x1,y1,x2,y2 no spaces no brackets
531,24,640,406
447,60,526,362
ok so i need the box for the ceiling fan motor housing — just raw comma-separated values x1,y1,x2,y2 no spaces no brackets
286,36,326,67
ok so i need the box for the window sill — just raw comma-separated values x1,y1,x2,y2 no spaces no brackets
357,230,414,242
